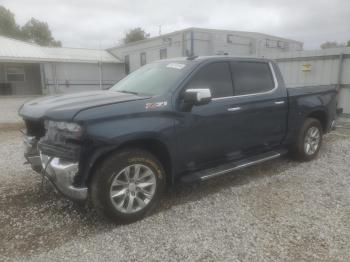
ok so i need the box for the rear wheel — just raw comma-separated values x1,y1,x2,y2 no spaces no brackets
90,149,166,223
291,118,323,161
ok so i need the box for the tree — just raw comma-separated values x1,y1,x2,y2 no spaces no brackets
123,28,149,44
0,6,23,39
320,41,346,49
0,5,61,46
21,18,61,47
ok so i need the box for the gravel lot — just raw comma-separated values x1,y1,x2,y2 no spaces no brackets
1,128,350,261
0,96,37,124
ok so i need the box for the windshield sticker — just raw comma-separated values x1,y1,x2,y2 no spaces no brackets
145,101,168,109
166,63,186,70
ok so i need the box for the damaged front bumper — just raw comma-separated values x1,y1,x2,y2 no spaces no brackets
40,154,87,201
23,135,88,201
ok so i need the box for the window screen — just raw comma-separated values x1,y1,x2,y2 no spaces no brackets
186,62,233,98
6,67,25,82
231,62,274,96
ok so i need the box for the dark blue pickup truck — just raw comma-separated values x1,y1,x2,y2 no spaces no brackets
19,56,337,222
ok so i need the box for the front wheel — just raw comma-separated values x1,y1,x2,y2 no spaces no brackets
90,149,166,223
290,118,323,161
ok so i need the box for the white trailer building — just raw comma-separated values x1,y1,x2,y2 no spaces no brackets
0,36,124,95
109,27,303,73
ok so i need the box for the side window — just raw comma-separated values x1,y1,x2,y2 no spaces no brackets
231,62,275,96
124,55,130,74
160,48,167,59
186,62,233,98
140,52,147,66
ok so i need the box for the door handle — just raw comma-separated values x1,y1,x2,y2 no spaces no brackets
274,101,285,105
227,107,241,112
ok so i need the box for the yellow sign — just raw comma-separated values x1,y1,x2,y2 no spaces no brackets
301,64,312,72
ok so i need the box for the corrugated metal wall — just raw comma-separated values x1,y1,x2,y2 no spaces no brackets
269,47,350,114
43,62,125,94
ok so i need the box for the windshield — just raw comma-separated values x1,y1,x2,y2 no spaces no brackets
110,61,190,96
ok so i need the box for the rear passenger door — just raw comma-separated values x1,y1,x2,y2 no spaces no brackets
228,61,288,151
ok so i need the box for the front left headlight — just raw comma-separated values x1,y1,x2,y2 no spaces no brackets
45,120,82,138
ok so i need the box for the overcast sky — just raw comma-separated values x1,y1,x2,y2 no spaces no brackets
1,0,349,50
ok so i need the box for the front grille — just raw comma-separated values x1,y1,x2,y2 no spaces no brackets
38,141,81,161
25,120,45,138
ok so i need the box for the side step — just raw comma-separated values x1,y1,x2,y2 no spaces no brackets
180,149,287,184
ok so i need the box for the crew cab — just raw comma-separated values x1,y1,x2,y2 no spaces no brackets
19,56,337,222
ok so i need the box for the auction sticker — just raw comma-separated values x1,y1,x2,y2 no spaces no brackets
166,63,186,70
145,101,168,109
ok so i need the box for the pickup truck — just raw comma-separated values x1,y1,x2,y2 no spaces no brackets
19,56,337,223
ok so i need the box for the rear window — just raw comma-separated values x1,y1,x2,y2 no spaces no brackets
231,62,274,96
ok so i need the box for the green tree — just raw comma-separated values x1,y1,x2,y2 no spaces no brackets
320,41,346,49
123,27,149,44
21,18,61,47
0,6,23,39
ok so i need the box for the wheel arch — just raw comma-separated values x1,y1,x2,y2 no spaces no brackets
84,138,173,187
306,109,328,132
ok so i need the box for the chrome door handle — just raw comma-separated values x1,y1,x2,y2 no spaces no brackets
274,101,285,105
227,107,241,112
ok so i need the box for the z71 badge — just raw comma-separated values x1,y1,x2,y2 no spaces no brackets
145,101,168,109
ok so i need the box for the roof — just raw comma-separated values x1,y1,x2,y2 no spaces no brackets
152,55,272,64
109,27,303,50
0,36,122,63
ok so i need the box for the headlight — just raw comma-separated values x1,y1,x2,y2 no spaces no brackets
45,120,82,137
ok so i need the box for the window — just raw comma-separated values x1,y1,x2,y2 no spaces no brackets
227,34,251,45
160,48,167,59
231,62,275,96
111,61,189,96
277,41,288,49
186,62,233,98
140,52,147,66
6,67,25,82
124,55,130,74
266,39,277,48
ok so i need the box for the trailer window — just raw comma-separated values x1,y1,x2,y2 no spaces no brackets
140,52,147,66
160,48,167,59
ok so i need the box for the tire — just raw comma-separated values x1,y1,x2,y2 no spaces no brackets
90,149,166,223
290,118,323,161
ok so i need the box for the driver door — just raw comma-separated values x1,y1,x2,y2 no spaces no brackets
175,61,237,170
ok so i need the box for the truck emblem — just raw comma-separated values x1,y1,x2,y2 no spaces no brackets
145,101,168,109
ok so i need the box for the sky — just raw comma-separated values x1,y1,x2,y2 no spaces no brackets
0,0,349,50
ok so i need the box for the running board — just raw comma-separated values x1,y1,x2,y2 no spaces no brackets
180,149,287,184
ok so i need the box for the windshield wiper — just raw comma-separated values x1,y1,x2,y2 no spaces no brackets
118,90,139,95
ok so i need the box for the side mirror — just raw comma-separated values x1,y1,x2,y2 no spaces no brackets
183,88,212,105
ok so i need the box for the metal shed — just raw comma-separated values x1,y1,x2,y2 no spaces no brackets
270,47,350,114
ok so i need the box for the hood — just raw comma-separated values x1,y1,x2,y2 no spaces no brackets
19,90,150,121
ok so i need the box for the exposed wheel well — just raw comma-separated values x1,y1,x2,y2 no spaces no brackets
307,110,327,131
88,139,172,186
